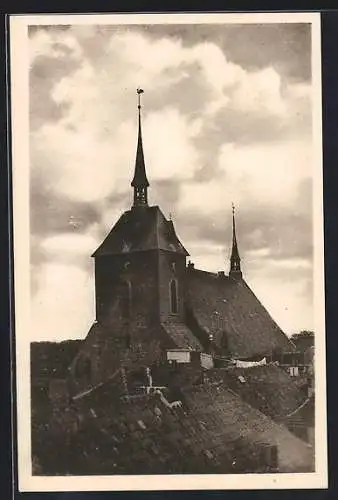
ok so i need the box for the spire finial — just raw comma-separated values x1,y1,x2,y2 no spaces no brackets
229,203,242,280
131,88,149,208
137,87,144,110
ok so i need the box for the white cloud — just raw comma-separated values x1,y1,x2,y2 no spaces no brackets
28,25,314,340
246,247,271,259
31,120,132,202
31,263,95,341
231,67,286,116
187,240,228,272
30,27,312,207
145,107,201,181
267,257,312,270
29,28,83,64
246,271,313,335
178,139,311,215
41,233,99,257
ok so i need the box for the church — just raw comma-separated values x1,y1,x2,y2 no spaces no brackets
32,90,315,476
69,90,294,392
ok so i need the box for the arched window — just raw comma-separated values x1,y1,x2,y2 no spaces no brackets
117,280,131,319
170,279,178,314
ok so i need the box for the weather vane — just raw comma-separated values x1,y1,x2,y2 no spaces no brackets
137,88,144,109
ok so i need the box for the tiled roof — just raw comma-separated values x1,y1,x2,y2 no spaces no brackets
37,372,313,475
205,365,306,420
181,384,313,472
69,321,165,394
71,318,202,392
92,206,189,257
161,321,203,351
186,268,294,358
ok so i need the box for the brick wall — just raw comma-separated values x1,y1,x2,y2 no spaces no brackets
95,250,161,324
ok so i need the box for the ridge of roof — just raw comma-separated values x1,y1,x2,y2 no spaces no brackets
187,267,231,280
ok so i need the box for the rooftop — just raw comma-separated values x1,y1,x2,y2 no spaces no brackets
92,205,189,257
186,267,294,358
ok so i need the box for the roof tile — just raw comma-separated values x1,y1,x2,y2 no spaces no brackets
186,268,294,358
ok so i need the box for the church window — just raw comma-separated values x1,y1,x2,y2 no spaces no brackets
170,279,178,314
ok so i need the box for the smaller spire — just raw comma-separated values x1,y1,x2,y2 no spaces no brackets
229,203,242,280
131,88,149,208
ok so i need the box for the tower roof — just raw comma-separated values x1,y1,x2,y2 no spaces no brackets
131,89,149,189
230,203,242,279
231,203,240,260
92,206,189,257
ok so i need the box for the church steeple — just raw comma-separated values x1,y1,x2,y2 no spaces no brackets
131,88,149,208
229,203,242,280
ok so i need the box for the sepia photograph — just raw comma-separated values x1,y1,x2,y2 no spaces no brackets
10,12,327,491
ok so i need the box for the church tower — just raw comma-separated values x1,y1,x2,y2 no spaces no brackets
131,88,149,207
229,204,242,280
91,89,190,331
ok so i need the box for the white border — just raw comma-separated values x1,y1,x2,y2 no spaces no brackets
10,11,327,492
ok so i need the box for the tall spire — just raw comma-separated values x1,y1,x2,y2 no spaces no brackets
131,88,149,208
229,203,242,280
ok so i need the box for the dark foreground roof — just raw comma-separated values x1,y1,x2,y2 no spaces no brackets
92,205,189,257
186,268,294,358
36,373,313,475
206,365,306,420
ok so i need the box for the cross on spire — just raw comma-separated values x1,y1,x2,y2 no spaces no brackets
229,202,242,280
131,88,149,208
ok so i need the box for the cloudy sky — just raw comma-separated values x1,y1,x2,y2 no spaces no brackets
29,21,315,342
